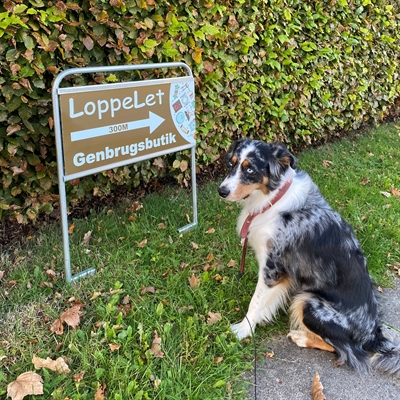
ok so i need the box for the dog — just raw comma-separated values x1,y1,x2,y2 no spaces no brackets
218,138,400,373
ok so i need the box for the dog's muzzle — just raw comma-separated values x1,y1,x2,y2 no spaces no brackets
218,186,230,198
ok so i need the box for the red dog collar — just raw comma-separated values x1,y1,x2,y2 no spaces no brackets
239,178,293,278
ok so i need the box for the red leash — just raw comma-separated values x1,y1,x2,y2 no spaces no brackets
238,179,293,278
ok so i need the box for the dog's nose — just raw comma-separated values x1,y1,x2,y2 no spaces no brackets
218,186,230,198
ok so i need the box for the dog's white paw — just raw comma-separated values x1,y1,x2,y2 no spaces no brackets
231,320,254,340
287,330,308,348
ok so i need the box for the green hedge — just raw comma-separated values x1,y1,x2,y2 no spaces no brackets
1,0,399,222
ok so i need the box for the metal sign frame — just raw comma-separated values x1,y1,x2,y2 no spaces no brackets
52,63,198,283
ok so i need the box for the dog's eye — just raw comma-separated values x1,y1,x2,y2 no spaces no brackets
246,167,254,174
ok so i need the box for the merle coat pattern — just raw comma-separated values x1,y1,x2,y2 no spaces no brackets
218,138,400,373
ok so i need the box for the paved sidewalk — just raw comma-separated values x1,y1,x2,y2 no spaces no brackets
245,279,400,400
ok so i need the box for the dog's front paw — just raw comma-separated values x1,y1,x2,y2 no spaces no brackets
231,320,254,340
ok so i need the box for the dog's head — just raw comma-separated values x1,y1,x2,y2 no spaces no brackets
218,139,297,202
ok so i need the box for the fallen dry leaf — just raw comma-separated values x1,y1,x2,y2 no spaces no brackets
312,372,326,400
68,223,75,235
188,273,201,288
140,286,156,295
109,343,120,352
390,187,400,197
190,241,199,249
322,159,333,167
82,230,92,246
7,371,44,400
45,269,56,281
50,304,83,335
359,177,370,185
206,252,214,262
150,331,164,358
205,227,215,234
227,259,236,267
60,304,83,329
32,355,70,374
94,383,106,400
90,291,102,301
136,238,147,248
126,201,143,212
73,371,85,382
122,294,130,304
154,377,162,390
50,318,64,335
207,311,222,325
380,191,391,198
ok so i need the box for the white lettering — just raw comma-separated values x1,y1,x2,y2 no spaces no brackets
68,89,166,121
98,100,109,120
72,133,178,168
69,98,84,119
134,91,145,108
110,98,121,118
73,152,85,166
84,102,96,116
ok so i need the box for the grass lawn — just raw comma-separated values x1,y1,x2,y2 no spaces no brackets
1,123,399,399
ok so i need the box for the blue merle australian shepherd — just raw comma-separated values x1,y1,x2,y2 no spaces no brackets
218,138,400,374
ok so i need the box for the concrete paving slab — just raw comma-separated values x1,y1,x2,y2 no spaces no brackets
245,279,400,400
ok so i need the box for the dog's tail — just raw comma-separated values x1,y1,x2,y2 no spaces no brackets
371,337,400,374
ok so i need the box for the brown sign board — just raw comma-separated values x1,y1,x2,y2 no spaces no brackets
58,76,196,180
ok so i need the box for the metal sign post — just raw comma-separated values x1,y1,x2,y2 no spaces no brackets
52,63,197,283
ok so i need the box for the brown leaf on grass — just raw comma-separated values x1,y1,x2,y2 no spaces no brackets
205,227,215,234
359,177,370,185
312,372,326,400
109,343,120,352
32,355,70,374
126,201,143,212
206,252,214,262
150,331,164,358
322,160,333,167
136,238,147,248
390,187,400,197
189,273,201,288
68,223,75,234
90,291,102,301
7,371,44,400
227,259,236,267
60,304,83,329
50,318,64,335
82,230,92,246
94,383,106,400
50,304,83,335
207,311,222,325
73,371,85,382
140,286,156,295
190,241,199,249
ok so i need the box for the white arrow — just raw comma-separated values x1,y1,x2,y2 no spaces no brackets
70,111,165,142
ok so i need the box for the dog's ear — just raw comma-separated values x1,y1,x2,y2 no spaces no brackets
224,138,248,165
271,142,297,170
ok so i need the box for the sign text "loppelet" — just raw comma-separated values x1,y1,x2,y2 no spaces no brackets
69,89,165,120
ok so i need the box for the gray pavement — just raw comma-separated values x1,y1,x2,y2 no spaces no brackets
245,278,400,399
